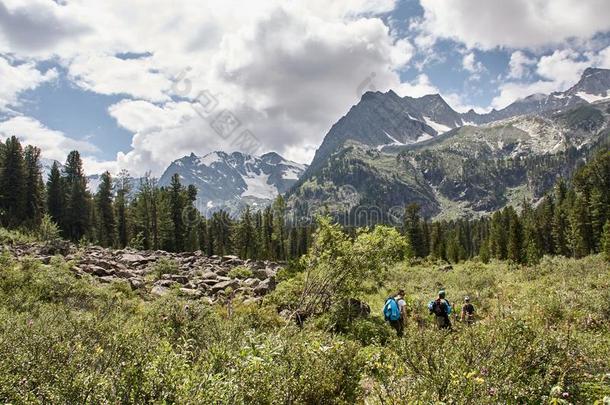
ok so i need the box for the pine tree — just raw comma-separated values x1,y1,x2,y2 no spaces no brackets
234,206,256,259
115,169,131,248
567,196,589,258
506,207,523,264
589,188,605,251
169,173,185,252
46,161,64,230
403,203,425,257
552,205,569,257
489,211,507,260
0,136,26,228
184,184,199,252
63,151,90,241
272,195,286,260
602,219,610,262
95,171,115,247
261,206,274,259
23,145,45,228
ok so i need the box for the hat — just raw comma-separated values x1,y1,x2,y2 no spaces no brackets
464,296,470,302
438,290,446,298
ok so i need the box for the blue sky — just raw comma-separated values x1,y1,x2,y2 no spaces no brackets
0,0,609,175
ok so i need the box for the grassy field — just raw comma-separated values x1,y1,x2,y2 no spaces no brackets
0,246,608,403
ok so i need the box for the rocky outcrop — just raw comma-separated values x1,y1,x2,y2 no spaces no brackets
4,242,282,303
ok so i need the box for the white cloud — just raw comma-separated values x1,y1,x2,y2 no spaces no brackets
462,52,483,73
0,0,417,174
492,49,590,109
0,56,57,110
507,51,537,79
0,115,99,164
67,54,174,102
396,74,438,98
416,0,610,50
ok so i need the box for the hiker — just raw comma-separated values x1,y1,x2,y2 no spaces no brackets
428,290,452,330
461,296,475,325
383,289,407,337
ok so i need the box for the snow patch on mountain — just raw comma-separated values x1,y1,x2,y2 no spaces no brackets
423,116,452,134
575,91,610,103
242,171,276,199
158,151,308,215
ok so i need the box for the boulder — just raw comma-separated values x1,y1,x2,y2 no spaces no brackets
151,285,170,297
179,288,203,298
120,253,149,264
154,279,176,288
211,279,238,293
98,276,117,284
200,271,218,280
242,278,260,288
253,278,276,296
128,278,145,290
170,274,189,284
82,265,113,277
251,268,269,280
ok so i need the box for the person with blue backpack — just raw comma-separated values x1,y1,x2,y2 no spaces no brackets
428,290,452,330
383,289,407,337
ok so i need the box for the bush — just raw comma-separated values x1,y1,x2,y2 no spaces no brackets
152,258,179,280
36,214,61,242
227,265,253,279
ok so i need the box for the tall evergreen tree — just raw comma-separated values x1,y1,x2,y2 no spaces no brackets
507,208,523,263
63,151,90,241
115,169,131,248
96,171,116,247
0,136,26,228
602,219,610,262
272,195,286,260
169,173,185,252
234,206,256,259
23,145,45,228
403,203,425,257
46,161,64,229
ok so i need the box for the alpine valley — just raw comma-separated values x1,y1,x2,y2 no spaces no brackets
73,67,610,220
286,67,610,221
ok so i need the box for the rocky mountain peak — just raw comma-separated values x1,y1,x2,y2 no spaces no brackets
159,151,307,215
565,67,610,101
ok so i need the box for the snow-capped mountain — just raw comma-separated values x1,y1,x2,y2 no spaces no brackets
464,67,610,124
302,67,610,177
158,151,307,214
289,67,610,220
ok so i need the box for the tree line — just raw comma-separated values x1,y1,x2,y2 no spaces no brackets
402,150,610,264
0,135,607,263
0,136,313,261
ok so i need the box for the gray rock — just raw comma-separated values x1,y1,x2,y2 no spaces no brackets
128,278,145,289
179,288,203,298
169,274,189,284
151,285,170,297
253,278,276,296
211,279,238,293
120,253,148,263
83,265,113,277
242,278,260,287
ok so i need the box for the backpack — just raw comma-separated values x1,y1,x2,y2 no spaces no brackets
383,297,401,321
432,299,446,316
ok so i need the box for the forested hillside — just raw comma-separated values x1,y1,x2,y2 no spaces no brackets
0,135,608,265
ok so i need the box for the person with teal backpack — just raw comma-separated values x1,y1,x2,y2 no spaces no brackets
384,289,406,337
